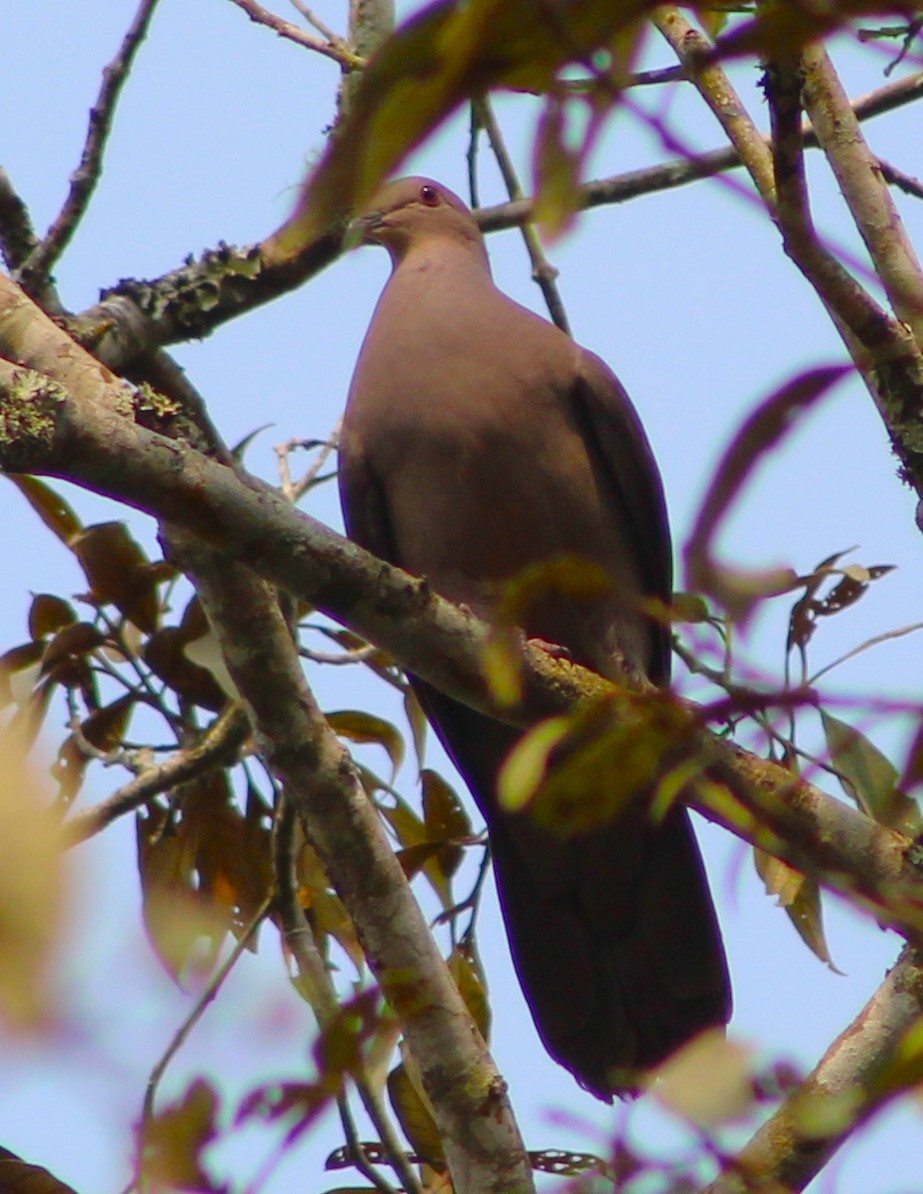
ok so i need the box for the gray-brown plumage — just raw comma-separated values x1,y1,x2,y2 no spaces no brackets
339,176,730,1099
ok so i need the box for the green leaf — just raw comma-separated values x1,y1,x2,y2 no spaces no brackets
0,641,45,709
532,96,582,237
821,711,922,837
500,694,691,834
403,686,429,770
481,628,524,707
498,714,571,813
448,942,491,1039
669,592,712,623
80,694,135,752
136,805,228,983
387,1062,444,1168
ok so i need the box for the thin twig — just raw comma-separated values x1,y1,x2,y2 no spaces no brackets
136,891,273,1190
878,156,923,199
0,167,39,271
18,0,162,290
227,0,363,70
336,1094,401,1194
288,0,342,45
472,97,572,334
276,422,341,503
273,786,425,1194
300,642,378,665
64,705,249,844
477,71,923,232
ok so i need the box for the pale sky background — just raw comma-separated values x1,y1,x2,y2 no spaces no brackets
2,3,923,1193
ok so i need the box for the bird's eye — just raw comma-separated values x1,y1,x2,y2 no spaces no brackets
419,184,440,207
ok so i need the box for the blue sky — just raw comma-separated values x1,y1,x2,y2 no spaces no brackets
2,3,923,1192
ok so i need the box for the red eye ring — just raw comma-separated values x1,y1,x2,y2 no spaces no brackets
419,184,440,207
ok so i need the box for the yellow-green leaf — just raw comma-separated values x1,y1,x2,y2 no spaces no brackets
498,715,571,813
327,709,404,780
821,711,922,837
140,1078,223,1194
387,1062,445,1168
754,848,837,970
654,1029,755,1128
448,942,491,1039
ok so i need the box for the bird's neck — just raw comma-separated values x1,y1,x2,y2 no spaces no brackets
392,236,493,288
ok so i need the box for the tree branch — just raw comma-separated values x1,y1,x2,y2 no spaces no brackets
652,12,923,515
226,0,363,71
704,946,923,1194
0,168,39,272
651,6,777,204
170,538,533,1194
17,0,162,293
59,69,922,378
0,281,921,950
470,97,571,335
271,793,425,1194
800,42,923,346
64,705,250,845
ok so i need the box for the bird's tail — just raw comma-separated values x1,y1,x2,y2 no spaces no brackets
414,679,731,1099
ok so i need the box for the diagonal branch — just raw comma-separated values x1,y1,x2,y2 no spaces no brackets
470,97,572,335
653,11,923,515
0,281,921,949
272,793,424,1194
226,0,363,71
800,42,923,346
651,6,777,203
703,946,923,1194
0,168,39,272
64,705,250,845
170,536,533,1194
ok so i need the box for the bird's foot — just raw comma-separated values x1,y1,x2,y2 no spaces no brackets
526,636,572,662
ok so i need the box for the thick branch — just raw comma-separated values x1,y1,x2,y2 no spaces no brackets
800,43,923,346
653,13,923,513
704,946,923,1194
651,6,776,203
0,284,920,946
170,539,532,1194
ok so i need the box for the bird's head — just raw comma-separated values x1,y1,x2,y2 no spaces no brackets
351,176,486,265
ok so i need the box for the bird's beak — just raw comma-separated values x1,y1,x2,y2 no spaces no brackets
344,209,386,249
